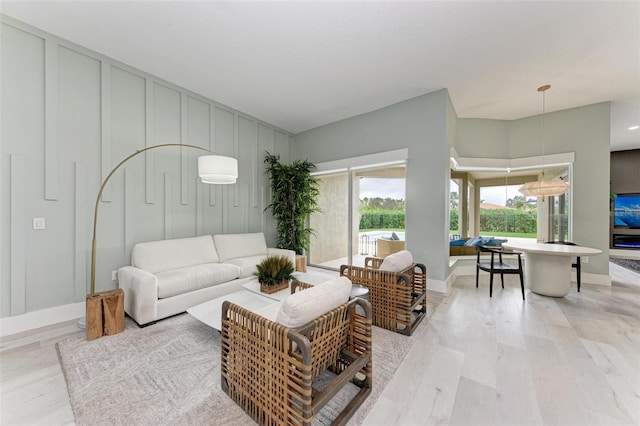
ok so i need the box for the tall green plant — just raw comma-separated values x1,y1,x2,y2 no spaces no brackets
264,152,320,254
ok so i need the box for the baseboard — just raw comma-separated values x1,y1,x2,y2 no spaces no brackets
581,272,611,286
0,302,84,338
428,278,449,294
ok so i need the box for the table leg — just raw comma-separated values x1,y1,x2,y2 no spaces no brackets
524,253,572,297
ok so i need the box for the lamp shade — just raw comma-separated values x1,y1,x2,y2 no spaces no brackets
519,178,569,198
198,155,238,184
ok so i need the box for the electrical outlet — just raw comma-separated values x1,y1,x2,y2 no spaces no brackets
112,270,118,281
582,256,589,264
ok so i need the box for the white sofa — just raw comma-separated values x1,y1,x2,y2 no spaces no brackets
118,232,295,326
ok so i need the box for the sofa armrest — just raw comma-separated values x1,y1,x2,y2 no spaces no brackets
267,248,296,269
118,266,158,326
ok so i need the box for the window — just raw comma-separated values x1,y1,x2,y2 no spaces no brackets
450,179,461,238
479,184,537,238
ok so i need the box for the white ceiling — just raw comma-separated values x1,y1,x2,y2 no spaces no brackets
2,1,639,150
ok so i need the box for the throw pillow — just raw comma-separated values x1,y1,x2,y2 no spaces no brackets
276,276,352,328
379,250,414,272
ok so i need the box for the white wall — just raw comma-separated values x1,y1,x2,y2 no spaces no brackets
294,91,452,286
295,94,611,286
455,102,611,277
0,16,292,318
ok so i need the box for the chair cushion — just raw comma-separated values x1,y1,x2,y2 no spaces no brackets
156,263,241,299
276,277,352,328
379,250,414,272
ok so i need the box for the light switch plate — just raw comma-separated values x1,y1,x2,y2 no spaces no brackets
33,217,45,230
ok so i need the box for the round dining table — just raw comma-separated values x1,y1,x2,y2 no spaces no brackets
501,241,602,297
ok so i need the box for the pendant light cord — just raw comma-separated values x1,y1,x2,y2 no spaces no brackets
538,84,551,181
542,88,545,164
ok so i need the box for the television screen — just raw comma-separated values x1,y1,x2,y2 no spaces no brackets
613,194,640,228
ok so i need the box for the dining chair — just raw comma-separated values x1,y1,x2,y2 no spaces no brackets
475,245,525,300
545,241,581,292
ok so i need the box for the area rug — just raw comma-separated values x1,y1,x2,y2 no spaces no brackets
610,257,640,274
57,292,443,426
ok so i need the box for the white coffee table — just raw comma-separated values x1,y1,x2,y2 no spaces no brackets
187,289,277,330
242,280,291,301
189,271,338,330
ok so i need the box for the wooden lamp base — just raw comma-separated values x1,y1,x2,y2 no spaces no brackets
295,255,307,272
86,289,125,340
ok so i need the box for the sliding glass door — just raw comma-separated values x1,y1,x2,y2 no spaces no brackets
308,164,406,269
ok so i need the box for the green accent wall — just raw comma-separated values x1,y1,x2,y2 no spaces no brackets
0,16,292,318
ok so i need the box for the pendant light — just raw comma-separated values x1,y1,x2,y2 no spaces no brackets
519,85,570,200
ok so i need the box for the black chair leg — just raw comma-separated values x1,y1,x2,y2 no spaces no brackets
476,266,479,288
519,272,525,300
500,272,504,289
489,273,494,297
576,259,581,292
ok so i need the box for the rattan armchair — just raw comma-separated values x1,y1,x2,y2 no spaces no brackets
340,256,427,336
220,283,373,426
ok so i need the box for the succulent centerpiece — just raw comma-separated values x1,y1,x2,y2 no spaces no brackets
255,255,295,294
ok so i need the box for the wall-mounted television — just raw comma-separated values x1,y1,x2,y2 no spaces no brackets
613,194,640,229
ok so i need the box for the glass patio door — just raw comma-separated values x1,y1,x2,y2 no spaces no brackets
308,164,406,270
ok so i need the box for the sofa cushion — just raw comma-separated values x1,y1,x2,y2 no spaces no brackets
222,255,268,279
132,235,218,274
156,263,241,299
213,233,268,262
276,276,352,328
379,250,414,272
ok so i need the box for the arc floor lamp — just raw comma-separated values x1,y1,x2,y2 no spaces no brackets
84,143,237,339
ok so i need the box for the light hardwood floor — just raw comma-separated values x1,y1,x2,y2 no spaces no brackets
1,263,638,425
363,262,640,426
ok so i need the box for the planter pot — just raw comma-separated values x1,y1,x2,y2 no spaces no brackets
260,279,289,294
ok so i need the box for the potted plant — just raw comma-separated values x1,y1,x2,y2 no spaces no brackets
264,152,320,256
255,255,295,294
